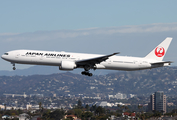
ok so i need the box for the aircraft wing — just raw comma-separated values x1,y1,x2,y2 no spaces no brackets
76,52,120,66
150,61,173,65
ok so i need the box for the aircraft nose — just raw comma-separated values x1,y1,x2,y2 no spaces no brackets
1,54,5,60
1,52,9,60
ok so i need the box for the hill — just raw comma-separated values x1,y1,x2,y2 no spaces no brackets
0,66,177,97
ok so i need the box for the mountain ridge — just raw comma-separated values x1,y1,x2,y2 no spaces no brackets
0,66,177,97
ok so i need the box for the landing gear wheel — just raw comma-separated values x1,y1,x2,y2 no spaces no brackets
81,71,85,75
85,72,89,76
13,67,16,70
81,71,93,76
88,73,93,76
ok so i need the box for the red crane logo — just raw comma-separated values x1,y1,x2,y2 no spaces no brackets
155,46,165,57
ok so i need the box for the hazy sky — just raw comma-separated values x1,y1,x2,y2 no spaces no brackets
1,1,177,71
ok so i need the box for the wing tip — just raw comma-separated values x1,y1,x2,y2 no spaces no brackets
113,52,120,55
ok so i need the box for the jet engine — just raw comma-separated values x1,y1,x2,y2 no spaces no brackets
59,61,76,71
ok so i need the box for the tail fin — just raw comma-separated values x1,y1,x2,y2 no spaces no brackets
145,37,172,61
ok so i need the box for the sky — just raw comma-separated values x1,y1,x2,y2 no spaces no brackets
1,0,177,71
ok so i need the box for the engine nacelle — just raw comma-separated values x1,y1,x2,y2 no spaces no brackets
59,61,76,71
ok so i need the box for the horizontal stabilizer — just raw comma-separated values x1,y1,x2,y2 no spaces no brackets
150,61,173,65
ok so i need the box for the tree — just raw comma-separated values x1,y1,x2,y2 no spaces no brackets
85,104,90,111
138,104,143,112
153,111,162,118
95,106,105,115
90,105,97,112
4,104,6,111
66,109,75,115
42,109,51,120
39,102,43,117
73,109,82,118
117,104,120,109
77,99,82,109
120,105,125,112
39,102,42,110
49,109,65,120
42,109,65,120
124,106,129,112
81,111,93,119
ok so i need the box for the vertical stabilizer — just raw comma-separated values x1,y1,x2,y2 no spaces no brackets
145,37,172,61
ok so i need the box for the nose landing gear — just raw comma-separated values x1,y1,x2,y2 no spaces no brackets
12,63,16,70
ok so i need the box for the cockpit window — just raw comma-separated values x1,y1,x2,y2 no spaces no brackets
4,53,8,55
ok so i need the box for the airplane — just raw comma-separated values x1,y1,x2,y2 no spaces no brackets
1,37,173,76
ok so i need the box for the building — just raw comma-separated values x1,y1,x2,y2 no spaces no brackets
108,92,128,99
95,101,112,107
19,113,30,120
148,91,166,113
115,93,127,99
122,112,136,119
148,94,155,112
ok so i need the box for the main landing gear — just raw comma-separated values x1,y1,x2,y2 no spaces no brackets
81,71,93,76
81,65,94,76
12,63,16,70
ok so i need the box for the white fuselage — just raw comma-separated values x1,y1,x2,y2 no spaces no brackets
1,50,168,71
